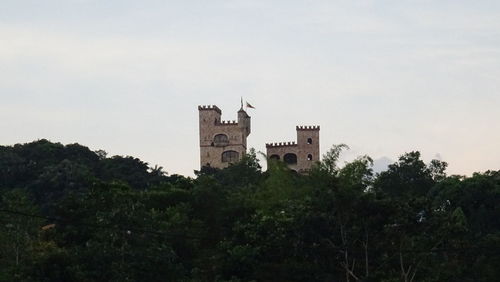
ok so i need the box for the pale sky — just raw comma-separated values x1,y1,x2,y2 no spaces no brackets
1,0,499,176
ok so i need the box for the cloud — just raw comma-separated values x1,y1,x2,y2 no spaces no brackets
372,156,394,173
434,153,442,161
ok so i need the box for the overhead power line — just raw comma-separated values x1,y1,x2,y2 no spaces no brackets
0,208,202,239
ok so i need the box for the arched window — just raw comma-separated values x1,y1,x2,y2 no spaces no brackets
269,154,280,160
307,154,313,161
213,134,229,146
222,150,239,163
307,138,313,144
283,153,297,165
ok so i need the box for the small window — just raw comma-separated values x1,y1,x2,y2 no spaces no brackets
222,150,239,163
214,134,229,146
284,153,297,165
269,154,280,160
307,138,313,144
307,154,313,161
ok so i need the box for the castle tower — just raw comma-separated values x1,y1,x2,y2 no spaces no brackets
199,105,251,169
266,125,320,173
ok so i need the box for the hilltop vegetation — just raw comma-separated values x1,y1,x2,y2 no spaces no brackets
0,140,499,281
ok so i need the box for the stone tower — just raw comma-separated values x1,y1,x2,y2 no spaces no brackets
198,105,251,169
266,126,320,173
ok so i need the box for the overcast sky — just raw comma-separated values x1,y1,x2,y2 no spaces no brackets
1,0,499,176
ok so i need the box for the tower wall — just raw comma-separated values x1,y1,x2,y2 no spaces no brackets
296,126,320,172
199,105,222,147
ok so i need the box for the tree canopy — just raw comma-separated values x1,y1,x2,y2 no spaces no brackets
0,140,499,281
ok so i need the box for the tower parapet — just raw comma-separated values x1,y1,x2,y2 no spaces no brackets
296,125,320,130
198,105,222,114
265,141,297,148
219,120,238,125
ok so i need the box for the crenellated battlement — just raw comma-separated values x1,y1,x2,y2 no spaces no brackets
266,141,297,148
198,105,222,114
218,120,238,125
296,125,320,131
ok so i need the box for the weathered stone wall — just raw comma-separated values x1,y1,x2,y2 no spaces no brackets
266,143,299,171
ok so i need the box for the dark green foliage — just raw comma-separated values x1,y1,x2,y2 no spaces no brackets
0,140,174,205
0,140,499,281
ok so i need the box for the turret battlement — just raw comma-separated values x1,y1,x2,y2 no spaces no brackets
198,105,222,114
266,141,297,148
219,120,238,125
296,125,320,131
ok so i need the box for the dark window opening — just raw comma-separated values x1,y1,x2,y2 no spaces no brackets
269,154,280,160
222,150,239,163
307,154,313,161
214,134,229,146
284,153,297,165
307,138,313,144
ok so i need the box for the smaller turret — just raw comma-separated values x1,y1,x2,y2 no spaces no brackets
238,108,251,137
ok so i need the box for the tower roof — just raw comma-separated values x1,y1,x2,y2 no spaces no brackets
238,108,250,117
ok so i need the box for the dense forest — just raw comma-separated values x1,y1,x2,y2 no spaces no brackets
0,139,499,281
